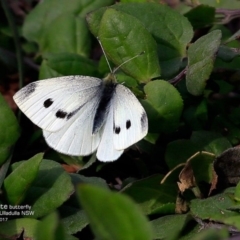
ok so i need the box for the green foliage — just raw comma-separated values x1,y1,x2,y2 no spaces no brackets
77,184,154,240
0,94,20,165
1,0,240,239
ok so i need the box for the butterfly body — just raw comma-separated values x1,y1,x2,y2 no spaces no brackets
13,75,148,162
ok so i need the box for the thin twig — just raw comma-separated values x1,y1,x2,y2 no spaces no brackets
169,68,187,85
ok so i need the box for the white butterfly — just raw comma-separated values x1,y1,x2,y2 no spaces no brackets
13,70,148,161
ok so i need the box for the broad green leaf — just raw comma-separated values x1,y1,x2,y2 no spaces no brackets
223,215,240,231
217,46,240,62
0,94,20,165
186,30,222,96
24,160,74,218
77,184,154,240
41,53,98,77
36,212,66,240
184,5,215,29
40,14,91,56
0,218,40,239
165,139,199,169
71,174,108,189
187,151,215,184
190,192,239,222
61,206,88,235
122,175,177,215
60,174,108,234
190,228,229,240
142,80,183,133
39,59,62,79
199,0,240,8
88,3,193,78
98,8,160,83
22,0,114,55
3,153,43,205
23,0,114,42
235,181,240,201
151,214,193,239
190,131,231,156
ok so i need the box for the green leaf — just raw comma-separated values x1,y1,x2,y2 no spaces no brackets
235,181,240,202
151,214,193,239
223,215,240,231
0,218,40,239
98,8,160,83
41,53,98,77
122,175,177,215
190,192,239,222
60,206,89,235
36,212,66,240
186,30,222,96
77,184,154,240
88,3,193,78
199,0,240,9
60,174,108,235
3,153,43,205
165,139,199,169
0,94,20,165
188,151,215,184
39,59,62,79
24,159,74,218
22,0,114,56
184,5,215,29
217,46,240,62
40,14,91,56
190,130,232,156
142,80,183,133
190,228,229,240
114,3,193,78
71,174,108,189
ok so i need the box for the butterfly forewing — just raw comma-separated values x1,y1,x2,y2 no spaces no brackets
13,76,102,132
112,84,148,150
43,90,102,156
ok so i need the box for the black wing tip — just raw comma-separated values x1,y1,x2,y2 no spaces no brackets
141,111,148,131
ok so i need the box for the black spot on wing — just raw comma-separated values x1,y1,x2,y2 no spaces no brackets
23,82,37,98
43,98,53,108
141,112,148,130
115,126,121,134
55,105,83,120
126,120,131,129
56,110,67,119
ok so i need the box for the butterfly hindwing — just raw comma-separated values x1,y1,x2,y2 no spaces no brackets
13,76,102,132
96,99,123,161
112,84,148,150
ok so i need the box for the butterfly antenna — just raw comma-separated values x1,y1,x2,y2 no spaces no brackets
97,37,113,73
97,37,145,76
113,51,145,74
